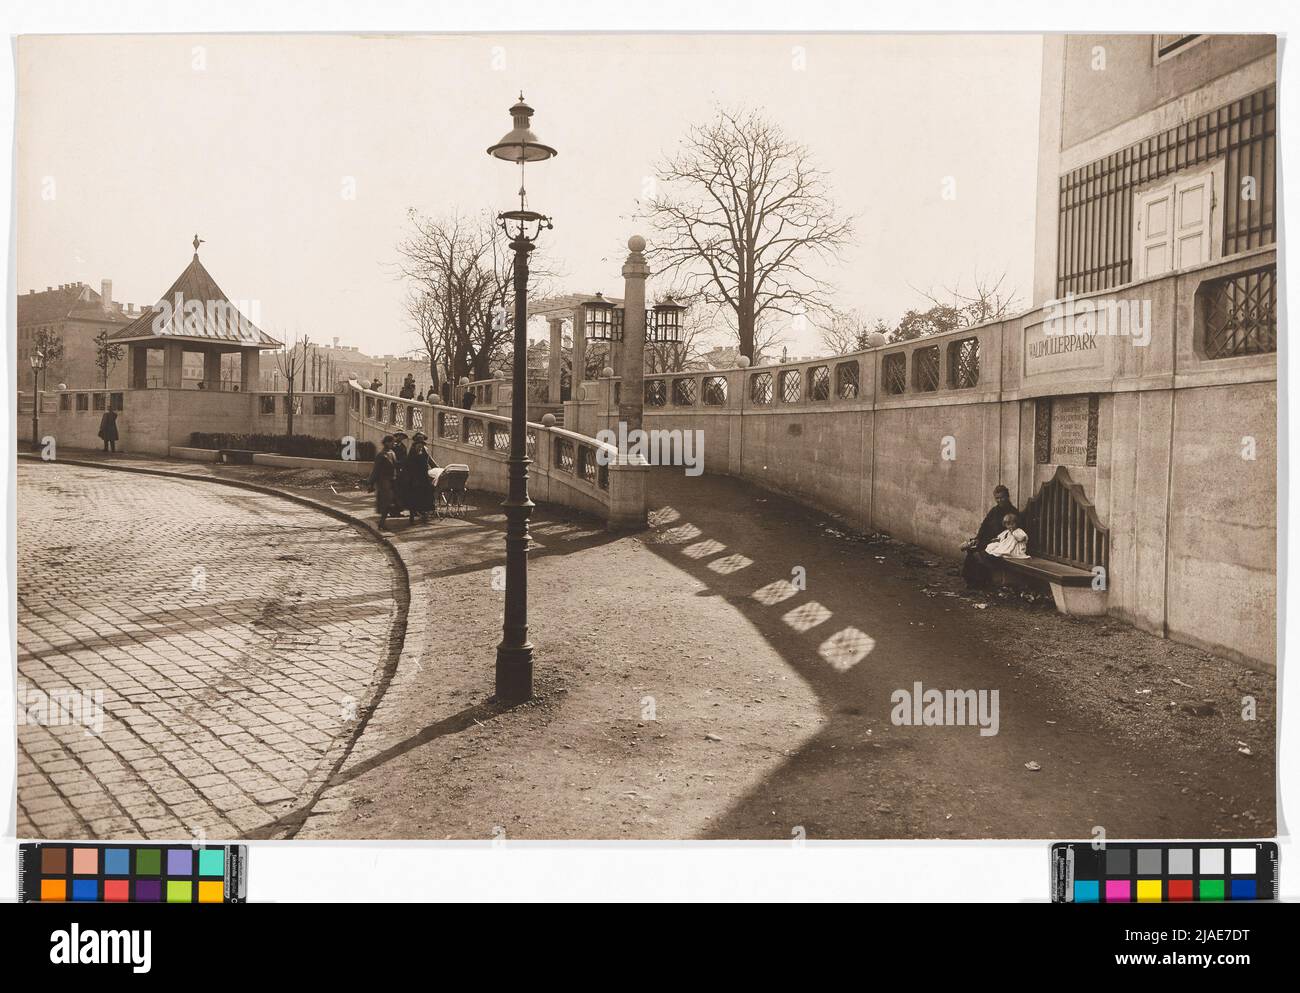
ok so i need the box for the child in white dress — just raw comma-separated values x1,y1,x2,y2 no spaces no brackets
984,512,1029,559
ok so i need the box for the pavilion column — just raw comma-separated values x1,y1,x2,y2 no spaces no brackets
129,344,149,389
202,347,223,390
240,349,261,393
162,341,184,389
547,317,563,405
619,235,649,436
571,305,587,389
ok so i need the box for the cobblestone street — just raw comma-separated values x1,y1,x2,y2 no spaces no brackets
16,461,401,840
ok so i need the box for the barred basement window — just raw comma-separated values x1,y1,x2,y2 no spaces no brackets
835,360,860,399
645,379,667,407
59,393,72,411
110,392,124,412
779,369,801,403
808,365,830,401
93,392,107,411
672,377,697,406
1200,264,1277,358
882,353,906,395
750,372,773,405
76,393,89,411
947,337,980,388
702,376,728,406
912,346,940,392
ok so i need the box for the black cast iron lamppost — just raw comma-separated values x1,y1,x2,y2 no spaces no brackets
487,93,556,703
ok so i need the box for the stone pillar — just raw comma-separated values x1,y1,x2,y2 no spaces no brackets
619,235,649,436
547,316,563,405
241,349,261,393
202,347,222,389
129,344,149,389
571,304,587,389
162,340,184,389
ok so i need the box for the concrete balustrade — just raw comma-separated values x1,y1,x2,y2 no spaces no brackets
342,381,646,529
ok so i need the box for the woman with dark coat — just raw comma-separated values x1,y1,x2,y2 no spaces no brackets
368,435,399,529
399,433,439,523
97,406,119,452
961,484,1020,587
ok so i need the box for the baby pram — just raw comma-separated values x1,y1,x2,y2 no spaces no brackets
431,464,470,518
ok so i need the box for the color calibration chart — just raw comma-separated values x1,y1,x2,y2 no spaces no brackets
1051,842,1277,903
19,843,248,903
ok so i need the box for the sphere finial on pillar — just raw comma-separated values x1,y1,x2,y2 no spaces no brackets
628,234,646,253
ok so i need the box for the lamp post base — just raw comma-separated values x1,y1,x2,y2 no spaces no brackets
494,642,534,703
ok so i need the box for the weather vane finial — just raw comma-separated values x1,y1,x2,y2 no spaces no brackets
192,233,205,254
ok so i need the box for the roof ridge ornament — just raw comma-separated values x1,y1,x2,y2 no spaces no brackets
192,233,205,258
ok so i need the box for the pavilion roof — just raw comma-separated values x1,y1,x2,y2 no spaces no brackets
110,251,281,348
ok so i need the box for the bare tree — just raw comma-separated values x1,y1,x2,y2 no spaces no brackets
818,308,888,355
274,333,310,436
396,209,555,385
642,107,854,362
885,272,1021,343
403,287,444,397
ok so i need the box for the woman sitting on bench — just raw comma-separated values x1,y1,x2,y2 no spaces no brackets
961,484,1019,588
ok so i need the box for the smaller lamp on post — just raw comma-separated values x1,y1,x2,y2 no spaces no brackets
649,296,686,343
29,351,44,452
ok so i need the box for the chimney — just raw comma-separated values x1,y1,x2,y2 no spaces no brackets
101,279,113,310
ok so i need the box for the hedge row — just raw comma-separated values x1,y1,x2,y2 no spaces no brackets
189,432,375,462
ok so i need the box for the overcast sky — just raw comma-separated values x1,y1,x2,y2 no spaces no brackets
17,32,1043,357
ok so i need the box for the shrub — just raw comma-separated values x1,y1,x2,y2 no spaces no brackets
189,432,375,462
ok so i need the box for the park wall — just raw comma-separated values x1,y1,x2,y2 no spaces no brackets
574,248,1276,667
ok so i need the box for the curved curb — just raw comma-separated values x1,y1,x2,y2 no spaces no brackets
17,453,411,840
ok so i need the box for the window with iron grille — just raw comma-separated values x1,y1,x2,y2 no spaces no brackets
364,396,375,418
110,392,124,412
464,417,485,446
93,392,107,411
59,393,72,411
912,346,940,392
555,437,576,472
490,423,510,452
750,372,773,404
1201,265,1277,358
808,365,830,401
76,393,89,411
779,369,801,403
673,377,697,406
313,395,336,416
835,360,860,399
577,445,598,484
882,353,907,395
352,390,361,411
1057,85,1275,297
440,412,460,439
645,379,667,407
526,429,538,459
946,337,980,388
702,376,728,406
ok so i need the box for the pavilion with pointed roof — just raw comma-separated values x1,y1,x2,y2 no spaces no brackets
111,236,281,391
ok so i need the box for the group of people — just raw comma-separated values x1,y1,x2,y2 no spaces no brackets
373,373,477,409
367,430,442,529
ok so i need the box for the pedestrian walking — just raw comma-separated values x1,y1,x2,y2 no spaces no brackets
399,433,439,523
97,405,119,453
367,435,399,529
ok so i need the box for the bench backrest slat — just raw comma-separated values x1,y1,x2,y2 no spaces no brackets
1023,466,1109,572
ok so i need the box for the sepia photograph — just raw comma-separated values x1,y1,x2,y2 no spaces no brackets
2,2,1293,927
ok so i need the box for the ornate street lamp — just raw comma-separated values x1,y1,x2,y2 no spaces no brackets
487,93,556,703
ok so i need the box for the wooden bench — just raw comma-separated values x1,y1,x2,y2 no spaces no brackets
217,449,257,465
995,466,1109,616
